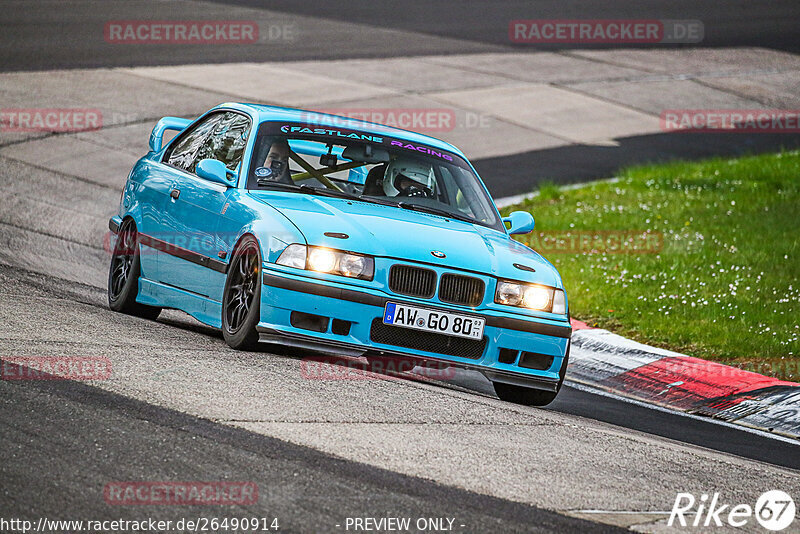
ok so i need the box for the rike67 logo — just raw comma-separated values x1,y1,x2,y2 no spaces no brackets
669,490,795,531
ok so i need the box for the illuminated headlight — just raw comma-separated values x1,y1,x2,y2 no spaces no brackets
308,247,337,272
276,244,374,280
523,286,551,310
495,280,567,314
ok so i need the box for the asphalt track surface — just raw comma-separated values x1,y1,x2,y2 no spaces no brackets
2,0,799,71
0,362,612,533
214,0,800,53
1,1,800,532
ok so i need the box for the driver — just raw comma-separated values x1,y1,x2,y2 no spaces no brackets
257,139,292,184
382,157,435,199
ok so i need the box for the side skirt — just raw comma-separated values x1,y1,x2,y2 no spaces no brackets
139,277,222,328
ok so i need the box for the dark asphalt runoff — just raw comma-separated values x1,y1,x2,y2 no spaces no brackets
0,370,619,534
213,0,800,53
2,0,799,72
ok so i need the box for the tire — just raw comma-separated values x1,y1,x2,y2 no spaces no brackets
493,346,570,407
221,235,262,350
107,219,162,320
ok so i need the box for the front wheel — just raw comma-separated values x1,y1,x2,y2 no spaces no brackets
107,219,161,320
493,347,570,407
222,235,262,350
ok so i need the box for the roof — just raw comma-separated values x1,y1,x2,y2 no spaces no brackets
217,102,466,158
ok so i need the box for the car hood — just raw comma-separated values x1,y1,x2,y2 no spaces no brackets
249,192,562,287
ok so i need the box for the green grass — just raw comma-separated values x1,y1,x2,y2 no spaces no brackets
502,150,800,380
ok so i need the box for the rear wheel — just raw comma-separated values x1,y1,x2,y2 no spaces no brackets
222,236,262,350
107,219,161,320
493,347,570,407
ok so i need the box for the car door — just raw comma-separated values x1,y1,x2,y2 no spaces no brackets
151,112,223,292
160,111,251,298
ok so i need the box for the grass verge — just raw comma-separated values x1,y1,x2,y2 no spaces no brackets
502,150,800,380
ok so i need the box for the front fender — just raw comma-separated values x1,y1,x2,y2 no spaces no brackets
219,192,307,267
233,219,306,266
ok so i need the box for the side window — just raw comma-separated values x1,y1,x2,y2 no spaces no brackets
197,113,251,172
164,113,224,173
164,112,251,175
439,166,478,218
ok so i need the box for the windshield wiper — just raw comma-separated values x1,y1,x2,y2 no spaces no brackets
397,202,477,224
257,185,478,224
257,182,358,199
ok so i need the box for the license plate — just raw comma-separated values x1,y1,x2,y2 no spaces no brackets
382,302,485,340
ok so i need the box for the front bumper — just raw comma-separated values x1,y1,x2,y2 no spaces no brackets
258,268,571,392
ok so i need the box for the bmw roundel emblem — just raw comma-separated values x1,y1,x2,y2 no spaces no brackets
431,250,446,258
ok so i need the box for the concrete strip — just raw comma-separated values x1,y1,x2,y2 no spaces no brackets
565,511,669,530
306,92,566,160
563,79,766,116
0,135,137,189
75,122,160,156
430,83,658,145
281,57,517,93
569,47,800,76
422,52,650,84
0,69,234,144
696,72,800,108
120,63,400,106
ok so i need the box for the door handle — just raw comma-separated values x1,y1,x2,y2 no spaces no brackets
170,188,180,200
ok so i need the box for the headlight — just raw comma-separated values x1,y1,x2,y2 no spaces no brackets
339,254,368,278
523,285,551,310
551,288,567,315
495,280,567,314
276,244,374,281
308,247,337,273
275,244,306,269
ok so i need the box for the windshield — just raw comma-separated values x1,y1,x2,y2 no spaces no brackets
247,121,503,231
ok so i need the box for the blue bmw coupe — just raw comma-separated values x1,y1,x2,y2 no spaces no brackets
108,103,572,405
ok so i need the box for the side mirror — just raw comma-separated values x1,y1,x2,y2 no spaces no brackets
196,159,235,187
149,116,192,152
502,211,535,235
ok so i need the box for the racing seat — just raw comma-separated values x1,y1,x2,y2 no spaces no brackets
362,164,387,196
